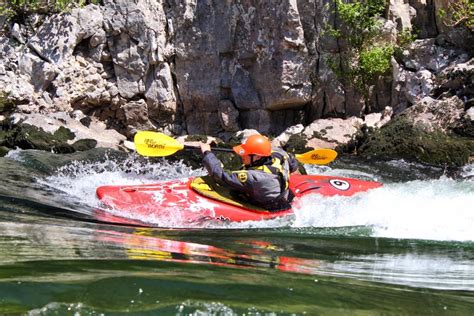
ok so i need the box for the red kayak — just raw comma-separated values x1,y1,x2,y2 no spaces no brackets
96,174,382,224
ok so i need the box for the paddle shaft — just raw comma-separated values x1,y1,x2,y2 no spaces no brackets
134,131,336,164
184,145,234,153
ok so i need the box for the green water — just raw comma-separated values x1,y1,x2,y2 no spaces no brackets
0,149,473,314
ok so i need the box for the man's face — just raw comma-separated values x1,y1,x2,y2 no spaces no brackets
241,154,262,166
241,154,252,166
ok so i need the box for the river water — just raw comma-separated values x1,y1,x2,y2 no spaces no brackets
0,148,473,314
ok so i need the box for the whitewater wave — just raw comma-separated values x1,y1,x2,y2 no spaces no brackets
32,154,474,241
292,178,474,241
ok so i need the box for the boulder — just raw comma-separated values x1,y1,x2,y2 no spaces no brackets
354,95,474,166
272,124,305,148
356,116,474,166
302,117,364,148
434,58,473,101
452,107,474,137
6,111,126,150
364,107,393,128
403,96,465,132
404,69,435,104
401,39,462,73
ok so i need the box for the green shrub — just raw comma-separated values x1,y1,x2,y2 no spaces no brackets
328,0,385,50
0,0,101,21
439,0,474,32
325,0,402,111
396,28,417,47
359,45,394,83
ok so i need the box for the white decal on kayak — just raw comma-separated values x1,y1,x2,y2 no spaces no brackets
217,215,230,222
329,179,350,191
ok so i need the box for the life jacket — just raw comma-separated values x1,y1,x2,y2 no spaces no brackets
237,148,293,211
251,149,291,190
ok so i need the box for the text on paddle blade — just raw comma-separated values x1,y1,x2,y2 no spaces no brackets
144,138,165,149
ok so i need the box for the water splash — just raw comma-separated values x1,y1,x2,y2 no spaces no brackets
34,153,474,240
460,163,474,180
292,178,474,241
38,154,205,209
5,147,25,162
305,164,380,182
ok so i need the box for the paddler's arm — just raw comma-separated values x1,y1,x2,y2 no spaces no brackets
287,153,299,173
200,144,249,192
285,151,306,175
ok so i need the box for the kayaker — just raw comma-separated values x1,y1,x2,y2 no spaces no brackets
198,134,299,211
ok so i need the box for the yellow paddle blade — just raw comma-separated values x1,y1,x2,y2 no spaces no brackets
134,131,184,157
295,148,338,165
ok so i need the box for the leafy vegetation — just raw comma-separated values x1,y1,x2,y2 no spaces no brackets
0,0,100,21
358,45,394,85
326,0,386,50
325,0,406,113
396,27,417,48
438,0,474,32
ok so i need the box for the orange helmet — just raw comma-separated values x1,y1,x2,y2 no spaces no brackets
233,134,272,156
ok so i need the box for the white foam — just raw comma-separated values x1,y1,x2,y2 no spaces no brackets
460,163,474,179
39,155,205,209
327,253,474,290
292,178,474,241
5,147,25,161
37,156,474,240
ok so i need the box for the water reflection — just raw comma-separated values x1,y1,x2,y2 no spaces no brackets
96,228,474,290
0,218,472,291
97,228,322,275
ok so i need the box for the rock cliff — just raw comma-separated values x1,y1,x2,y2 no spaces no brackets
0,0,472,165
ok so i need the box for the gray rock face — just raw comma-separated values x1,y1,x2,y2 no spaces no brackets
171,0,312,133
28,5,103,65
401,39,462,73
218,100,240,132
0,0,472,152
404,96,466,132
409,0,438,38
388,0,416,31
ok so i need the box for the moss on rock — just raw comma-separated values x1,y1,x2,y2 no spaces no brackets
9,124,61,150
0,129,8,146
53,126,75,142
358,117,474,166
72,139,98,152
283,134,312,154
1,123,79,153
0,146,9,157
184,135,209,143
